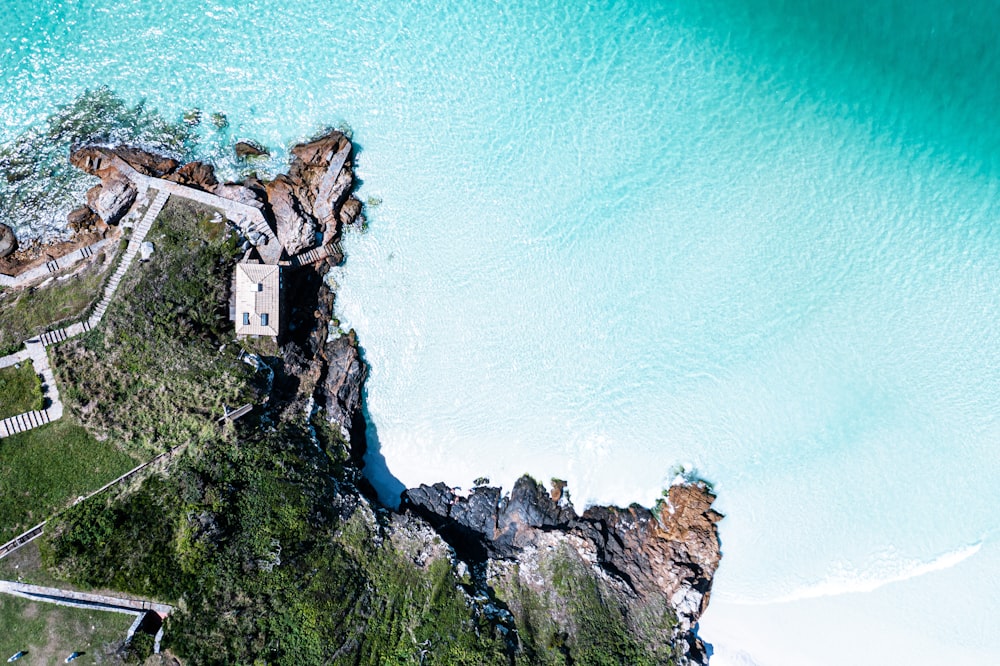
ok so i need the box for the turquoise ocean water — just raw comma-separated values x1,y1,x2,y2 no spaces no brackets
2,1,999,663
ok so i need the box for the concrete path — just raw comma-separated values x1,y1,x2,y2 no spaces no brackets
0,239,109,289
0,580,173,617
0,580,172,652
0,349,30,370
0,341,60,438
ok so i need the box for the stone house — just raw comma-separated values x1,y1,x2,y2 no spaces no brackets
233,261,281,338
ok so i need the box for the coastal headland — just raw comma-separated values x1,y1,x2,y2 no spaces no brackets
0,122,721,664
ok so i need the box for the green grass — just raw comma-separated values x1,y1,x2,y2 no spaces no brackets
0,264,107,355
52,197,253,459
0,420,135,542
0,364,43,420
0,593,132,665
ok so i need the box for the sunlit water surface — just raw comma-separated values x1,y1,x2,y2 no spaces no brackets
2,2,999,663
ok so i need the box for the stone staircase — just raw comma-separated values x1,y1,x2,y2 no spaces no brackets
0,190,169,439
0,409,51,438
288,241,342,267
89,189,168,327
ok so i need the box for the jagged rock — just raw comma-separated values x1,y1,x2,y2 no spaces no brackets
289,131,353,228
234,140,269,159
289,130,350,167
0,223,17,258
317,334,364,440
164,161,218,192
86,176,136,226
403,474,722,657
110,146,179,176
265,175,317,255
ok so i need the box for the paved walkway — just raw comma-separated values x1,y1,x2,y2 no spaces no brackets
0,580,172,653
108,155,283,264
0,239,110,289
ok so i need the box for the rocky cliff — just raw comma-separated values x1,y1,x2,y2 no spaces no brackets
248,130,724,665
61,129,723,664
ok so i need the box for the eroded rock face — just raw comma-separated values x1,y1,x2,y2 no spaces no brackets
318,334,364,441
0,223,17,258
110,146,179,176
67,206,100,233
403,476,722,662
70,145,178,177
265,175,317,255
87,176,136,226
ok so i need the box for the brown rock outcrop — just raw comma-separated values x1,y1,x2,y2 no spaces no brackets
86,176,136,226
70,145,178,177
163,161,218,192
338,197,363,227
234,140,269,159
67,206,100,233
265,175,317,255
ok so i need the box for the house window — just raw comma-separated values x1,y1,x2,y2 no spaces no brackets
257,282,263,292
242,313,250,326
260,313,269,327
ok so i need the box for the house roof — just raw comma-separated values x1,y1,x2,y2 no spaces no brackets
235,262,280,336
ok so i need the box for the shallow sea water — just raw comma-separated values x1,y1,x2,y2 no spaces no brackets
2,1,999,663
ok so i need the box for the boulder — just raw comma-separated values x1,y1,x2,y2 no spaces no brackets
164,161,218,192
338,197,363,227
0,223,17,259
234,140,269,159
67,205,98,232
289,130,350,167
265,175,317,255
88,177,137,226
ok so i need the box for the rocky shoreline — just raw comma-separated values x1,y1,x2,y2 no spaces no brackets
16,129,723,664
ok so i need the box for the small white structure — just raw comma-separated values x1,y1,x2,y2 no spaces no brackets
139,241,155,261
234,261,281,337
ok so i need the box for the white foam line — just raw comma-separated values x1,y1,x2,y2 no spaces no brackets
735,541,984,605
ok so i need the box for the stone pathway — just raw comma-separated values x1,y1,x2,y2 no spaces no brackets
0,239,110,289
0,580,173,617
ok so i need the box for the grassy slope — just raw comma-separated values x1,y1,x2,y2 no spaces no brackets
52,197,254,459
42,420,509,666
0,420,135,542
0,363,43,419
0,264,107,356
0,593,132,665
